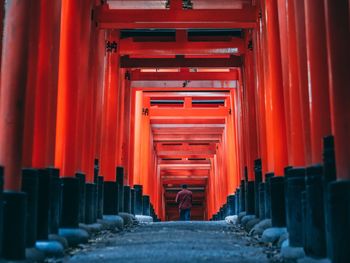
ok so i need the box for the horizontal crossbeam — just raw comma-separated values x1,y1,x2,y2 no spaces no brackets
95,5,257,29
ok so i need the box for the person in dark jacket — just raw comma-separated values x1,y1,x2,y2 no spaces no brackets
175,184,193,221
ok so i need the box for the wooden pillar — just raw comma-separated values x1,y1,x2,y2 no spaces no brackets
55,0,83,176
32,0,61,168
304,0,332,164
243,30,259,180
253,24,268,177
80,0,96,182
293,0,312,165
0,0,33,190
21,1,41,168
100,30,120,181
263,0,288,175
324,0,350,179
283,0,306,166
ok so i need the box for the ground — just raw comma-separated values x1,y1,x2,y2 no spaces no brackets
64,221,275,263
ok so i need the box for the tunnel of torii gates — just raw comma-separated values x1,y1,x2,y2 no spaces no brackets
0,0,349,259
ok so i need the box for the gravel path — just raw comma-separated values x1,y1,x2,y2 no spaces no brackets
67,221,270,263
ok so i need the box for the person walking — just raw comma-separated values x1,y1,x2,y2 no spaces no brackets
175,184,193,221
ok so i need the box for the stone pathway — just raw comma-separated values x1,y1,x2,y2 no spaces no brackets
66,221,271,263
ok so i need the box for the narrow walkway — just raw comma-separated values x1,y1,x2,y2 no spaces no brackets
67,221,269,263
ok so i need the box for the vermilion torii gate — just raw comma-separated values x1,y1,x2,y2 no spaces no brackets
0,0,349,262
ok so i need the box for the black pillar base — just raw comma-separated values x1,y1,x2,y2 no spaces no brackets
116,167,124,213
75,172,86,223
235,189,240,214
21,168,39,247
226,194,235,216
103,181,119,215
85,183,97,224
239,180,245,212
245,181,255,215
37,169,51,240
270,176,286,227
304,165,326,257
123,186,131,213
286,167,306,247
60,177,80,228
97,176,104,219
328,180,350,263
254,159,262,217
142,195,150,216
47,167,61,235
259,182,265,219
134,185,143,215
130,188,135,215
264,172,274,219
3,191,27,260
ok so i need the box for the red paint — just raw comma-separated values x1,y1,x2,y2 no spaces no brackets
100,30,120,181
263,0,288,175
32,0,61,168
55,0,84,176
305,0,332,164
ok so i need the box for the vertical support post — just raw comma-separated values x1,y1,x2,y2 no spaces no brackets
100,30,120,182
262,0,288,175
304,0,332,164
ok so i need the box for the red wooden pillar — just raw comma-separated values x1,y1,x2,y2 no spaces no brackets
0,0,4,85
32,0,61,168
243,30,259,180
324,0,350,179
80,0,96,182
263,0,288,175
100,30,120,181
21,1,41,168
304,0,332,164
279,0,305,166
0,0,33,190
93,30,106,164
293,0,312,165
253,25,268,177
55,0,83,176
